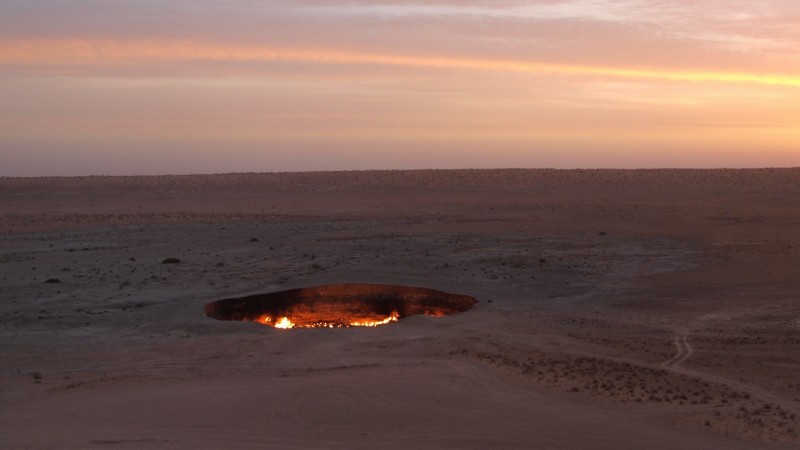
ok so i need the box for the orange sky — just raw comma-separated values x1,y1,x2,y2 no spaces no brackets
1,1,799,175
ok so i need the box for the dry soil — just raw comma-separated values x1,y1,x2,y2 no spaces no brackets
1,169,799,449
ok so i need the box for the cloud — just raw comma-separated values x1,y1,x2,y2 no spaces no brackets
2,0,798,68
2,38,799,88
1,0,798,91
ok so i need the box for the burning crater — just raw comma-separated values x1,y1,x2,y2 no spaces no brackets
205,284,477,329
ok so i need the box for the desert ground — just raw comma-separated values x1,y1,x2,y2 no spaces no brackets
1,169,799,449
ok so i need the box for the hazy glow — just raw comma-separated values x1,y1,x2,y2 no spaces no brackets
4,39,800,87
1,0,799,174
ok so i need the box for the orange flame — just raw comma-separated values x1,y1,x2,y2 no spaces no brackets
351,312,399,327
273,317,295,329
254,312,399,329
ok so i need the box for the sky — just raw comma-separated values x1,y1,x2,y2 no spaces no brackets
1,0,799,175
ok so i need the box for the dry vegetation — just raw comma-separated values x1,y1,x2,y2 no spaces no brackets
467,346,798,446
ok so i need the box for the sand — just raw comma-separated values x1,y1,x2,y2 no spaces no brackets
1,169,798,449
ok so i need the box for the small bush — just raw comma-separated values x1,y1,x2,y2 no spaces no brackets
162,257,181,264
45,278,60,284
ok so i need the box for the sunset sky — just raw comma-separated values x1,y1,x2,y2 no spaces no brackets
2,0,799,175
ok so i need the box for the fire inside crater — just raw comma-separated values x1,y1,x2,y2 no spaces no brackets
205,284,477,329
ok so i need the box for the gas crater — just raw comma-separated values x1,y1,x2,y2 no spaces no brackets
205,284,478,329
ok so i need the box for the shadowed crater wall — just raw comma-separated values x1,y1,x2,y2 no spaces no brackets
205,284,478,329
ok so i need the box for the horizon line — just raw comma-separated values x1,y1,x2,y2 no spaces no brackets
3,166,800,180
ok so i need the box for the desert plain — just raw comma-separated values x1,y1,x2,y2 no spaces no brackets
1,169,799,449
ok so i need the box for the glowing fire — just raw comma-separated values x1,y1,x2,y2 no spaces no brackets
351,312,399,327
254,312,399,329
274,317,295,329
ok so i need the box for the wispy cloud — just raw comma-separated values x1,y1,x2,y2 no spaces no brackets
2,0,798,74
3,38,800,88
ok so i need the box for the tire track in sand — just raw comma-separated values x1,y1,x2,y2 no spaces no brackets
662,332,692,369
662,330,797,413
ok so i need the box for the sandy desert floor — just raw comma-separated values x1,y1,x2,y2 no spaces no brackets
1,169,799,449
